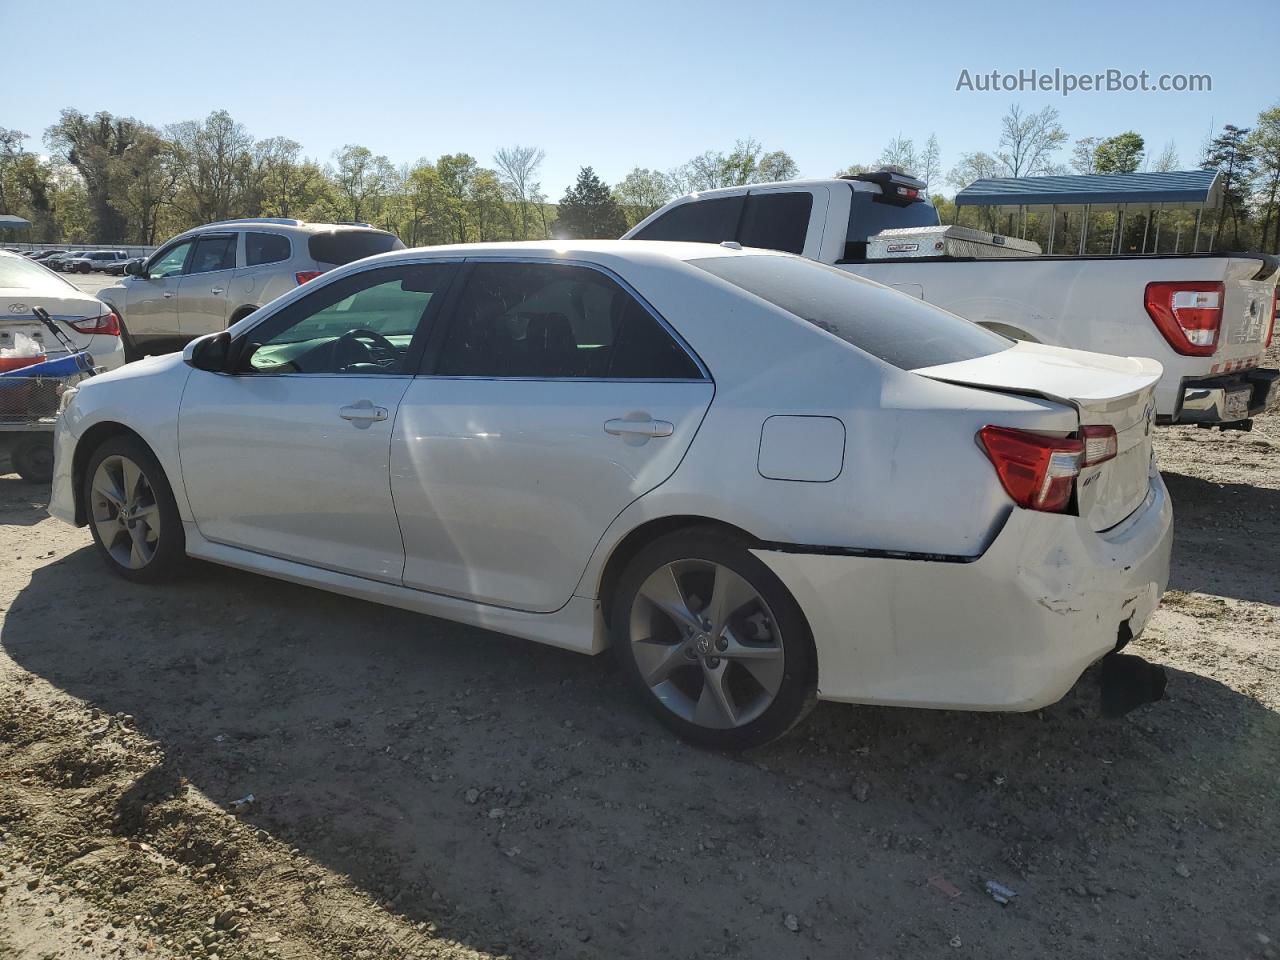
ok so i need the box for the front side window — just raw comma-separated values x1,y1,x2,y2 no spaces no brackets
240,263,455,375
690,254,1011,370
631,195,745,244
433,261,701,379
188,235,237,274
246,231,291,266
147,240,193,279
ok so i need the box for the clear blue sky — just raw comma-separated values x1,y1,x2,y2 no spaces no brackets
2,0,1275,196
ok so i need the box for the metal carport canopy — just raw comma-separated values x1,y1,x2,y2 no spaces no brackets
954,169,1222,211
0,215,33,229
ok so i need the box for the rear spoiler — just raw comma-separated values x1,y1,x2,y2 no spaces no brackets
840,170,927,206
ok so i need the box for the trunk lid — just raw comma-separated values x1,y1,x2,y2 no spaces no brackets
915,342,1162,531
0,291,102,358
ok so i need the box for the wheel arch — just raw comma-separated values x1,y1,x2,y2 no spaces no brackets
229,304,260,325
71,421,153,526
595,515,763,628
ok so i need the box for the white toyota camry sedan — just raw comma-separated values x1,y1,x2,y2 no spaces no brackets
49,241,1173,749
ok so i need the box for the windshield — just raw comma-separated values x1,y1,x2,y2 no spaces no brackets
690,254,1011,370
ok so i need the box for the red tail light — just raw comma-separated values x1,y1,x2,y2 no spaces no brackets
1267,288,1277,349
1144,281,1223,356
67,311,121,337
977,425,1083,513
1080,425,1118,466
295,271,323,285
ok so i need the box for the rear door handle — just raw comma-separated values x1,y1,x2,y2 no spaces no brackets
162,291,174,298
211,286,224,295
604,417,673,438
340,400,389,424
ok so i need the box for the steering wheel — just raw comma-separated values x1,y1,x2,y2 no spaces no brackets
331,328,399,370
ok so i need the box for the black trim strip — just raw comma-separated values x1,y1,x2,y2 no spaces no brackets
757,540,978,564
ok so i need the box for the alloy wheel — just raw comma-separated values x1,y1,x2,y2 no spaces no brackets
628,559,785,730
90,455,162,569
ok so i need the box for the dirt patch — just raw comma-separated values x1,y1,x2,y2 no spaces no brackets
2,351,1279,959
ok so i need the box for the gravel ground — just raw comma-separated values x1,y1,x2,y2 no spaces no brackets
1,350,1278,960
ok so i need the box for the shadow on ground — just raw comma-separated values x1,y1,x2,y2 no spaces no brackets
0,467,52,529
1162,470,1280,605
4,541,1279,958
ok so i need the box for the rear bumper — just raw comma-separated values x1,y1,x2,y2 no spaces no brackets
1169,367,1277,424
754,469,1172,711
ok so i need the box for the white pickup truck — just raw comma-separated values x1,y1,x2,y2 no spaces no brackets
624,172,1279,428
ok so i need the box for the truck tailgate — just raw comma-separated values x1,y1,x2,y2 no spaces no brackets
1212,256,1278,371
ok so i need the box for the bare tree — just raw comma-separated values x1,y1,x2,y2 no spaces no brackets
919,134,941,188
493,144,545,239
877,135,918,174
997,104,1068,177
1150,140,1180,172
1071,137,1102,174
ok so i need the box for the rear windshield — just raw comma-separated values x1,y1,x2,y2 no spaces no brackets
689,254,1011,370
844,190,940,260
308,230,404,266
0,254,72,291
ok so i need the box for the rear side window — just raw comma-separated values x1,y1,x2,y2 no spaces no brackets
246,232,291,266
308,230,404,266
690,255,1010,370
433,262,702,380
843,189,941,260
188,235,237,274
737,192,812,254
631,196,744,244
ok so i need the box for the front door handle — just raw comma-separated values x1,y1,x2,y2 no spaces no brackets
339,400,389,424
211,286,224,295
604,417,673,439
162,291,174,298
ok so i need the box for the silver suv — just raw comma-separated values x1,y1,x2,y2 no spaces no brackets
100,218,404,358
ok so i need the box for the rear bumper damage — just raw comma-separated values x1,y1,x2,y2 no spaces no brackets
754,469,1173,712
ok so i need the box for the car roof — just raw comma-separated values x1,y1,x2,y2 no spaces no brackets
369,239,782,265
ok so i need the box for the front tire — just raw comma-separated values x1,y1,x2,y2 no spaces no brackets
83,435,186,583
611,528,817,750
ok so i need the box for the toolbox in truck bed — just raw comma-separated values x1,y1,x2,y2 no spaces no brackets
866,225,1042,260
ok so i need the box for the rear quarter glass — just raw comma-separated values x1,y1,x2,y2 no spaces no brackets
689,254,1011,370
308,230,405,266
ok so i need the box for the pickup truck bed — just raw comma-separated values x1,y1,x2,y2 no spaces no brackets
625,176,1279,426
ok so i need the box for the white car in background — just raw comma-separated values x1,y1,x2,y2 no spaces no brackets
50,241,1171,748
0,250,126,371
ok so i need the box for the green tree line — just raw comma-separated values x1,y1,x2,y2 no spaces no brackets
2,103,1278,253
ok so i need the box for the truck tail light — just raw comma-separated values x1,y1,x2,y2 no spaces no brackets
295,271,323,285
1144,281,1223,356
977,425,1082,513
1080,424,1118,466
67,311,121,337
1267,288,1277,349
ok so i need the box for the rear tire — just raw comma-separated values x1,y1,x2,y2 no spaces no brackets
611,527,817,750
12,435,54,484
83,434,186,583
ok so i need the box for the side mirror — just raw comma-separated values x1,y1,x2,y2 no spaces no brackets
185,332,232,372
124,259,147,278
